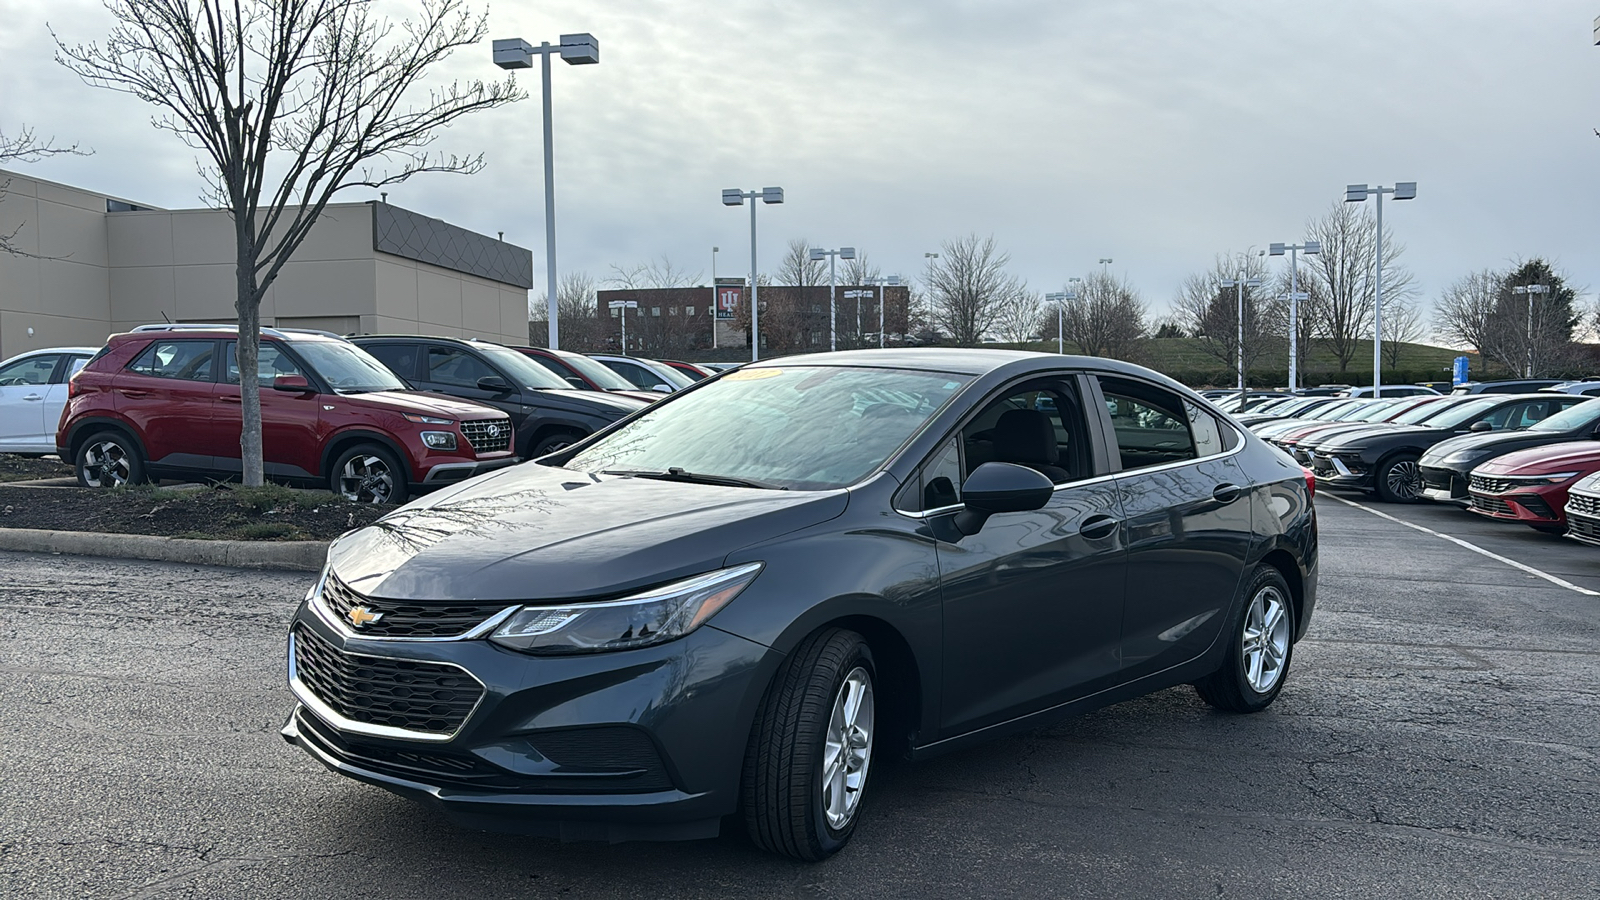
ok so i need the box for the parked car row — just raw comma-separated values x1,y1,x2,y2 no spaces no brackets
0,325,726,503
1230,385,1600,545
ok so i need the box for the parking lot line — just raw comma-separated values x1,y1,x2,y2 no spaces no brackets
1323,493,1600,598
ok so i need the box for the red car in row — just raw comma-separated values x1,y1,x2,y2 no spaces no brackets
57,325,516,504
1465,443,1600,532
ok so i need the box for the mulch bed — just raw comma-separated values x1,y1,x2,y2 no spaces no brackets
0,482,388,541
0,455,73,483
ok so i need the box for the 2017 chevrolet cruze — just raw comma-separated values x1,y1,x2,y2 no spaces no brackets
282,349,1318,860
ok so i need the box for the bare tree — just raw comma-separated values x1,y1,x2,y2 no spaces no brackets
774,238,826,287
55,0,520,488
529,270,604,351
1303,199,1415,373
1173,251,1278,378
839,251,881,286
1379,295,1426,369
1434,269,1501,356
1,125,91,257
926,234,1029,346
1436,261,1580,377
1055,271,1147,360
606,256,701,290
1260,267,1328,376
991,289,1043,344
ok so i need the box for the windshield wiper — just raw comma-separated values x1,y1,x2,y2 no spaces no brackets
601,468,787,490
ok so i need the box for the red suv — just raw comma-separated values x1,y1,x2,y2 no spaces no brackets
57,326,516,504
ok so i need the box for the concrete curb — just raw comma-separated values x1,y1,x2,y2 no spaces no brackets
0,527,328,571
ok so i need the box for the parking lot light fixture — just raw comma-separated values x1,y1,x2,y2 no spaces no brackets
1044,277,1083,355
1345,182,1417,397
1512,283,1551,377
864,275,902,348
1269,240,1321,392
810,246,856,351
723,187,785,362
1220,275,1263,395
607,299,637,353
492,33,599,350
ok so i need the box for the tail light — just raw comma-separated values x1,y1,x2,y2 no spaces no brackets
67,377,81,399
1303,467,1316,500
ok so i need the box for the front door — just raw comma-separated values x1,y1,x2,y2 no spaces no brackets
0,353,61,451
1091,375,1253,680
212,341,324,479
931,376,1127,736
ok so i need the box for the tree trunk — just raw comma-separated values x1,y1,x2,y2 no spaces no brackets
235,241,264,488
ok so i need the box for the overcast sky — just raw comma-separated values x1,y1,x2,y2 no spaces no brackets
4,0,1600,330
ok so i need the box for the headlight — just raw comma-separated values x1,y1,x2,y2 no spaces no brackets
404,413,455,425
1515,471,1580,486
489,562,763,654
420,430,458,450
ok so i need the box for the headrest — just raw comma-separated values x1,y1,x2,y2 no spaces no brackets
993,408,1059,465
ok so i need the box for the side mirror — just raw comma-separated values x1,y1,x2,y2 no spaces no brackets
652,383,673,393
953,462,1054,536
1590,424,1600,441
565,376,588,389
272,374,313,392
1469,421,1493,433
477,375,512,394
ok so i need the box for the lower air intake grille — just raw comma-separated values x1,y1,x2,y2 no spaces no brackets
292,624,483,736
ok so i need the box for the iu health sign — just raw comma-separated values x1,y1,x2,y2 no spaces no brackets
714,278,744,320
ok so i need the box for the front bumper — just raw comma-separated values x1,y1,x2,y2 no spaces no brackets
1567,505,1600,546
1310,452,1371,489
417,455,519,487
1420,465,1470,505
282,599,775,840
1468,487,1561,526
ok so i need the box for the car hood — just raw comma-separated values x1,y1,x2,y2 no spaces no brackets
1318,425,1444,450
532,388,649,417
343,390,505,420
1289,422,1392,445
1474,441,1600,475
327,462,850,602
1419,430,1562,467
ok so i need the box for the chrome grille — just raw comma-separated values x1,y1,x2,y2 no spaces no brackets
292,624,483,736
320,574,509,639
460,417,512,455
1567,510,1600,542
1567,492,1600,517
1470,474,1514,494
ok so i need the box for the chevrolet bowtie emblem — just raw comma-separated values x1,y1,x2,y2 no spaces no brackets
346,605,383,627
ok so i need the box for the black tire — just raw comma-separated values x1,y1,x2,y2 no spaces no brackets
742,628,877,861
1374,452,1424,503
530,430,584,458
1195,566,1296,713
329,443,409,505
75,430,146,489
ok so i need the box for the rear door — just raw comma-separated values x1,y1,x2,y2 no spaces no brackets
0,353,62,451
118,339,221,470
1090,374,1254,681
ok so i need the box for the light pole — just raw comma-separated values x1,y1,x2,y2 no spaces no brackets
864,275,902,348
722,187,785,362
710,246,719,349
493,33,599,351
1044,277,1082,355
608,299,636,353
1512,283,1550,377
1269,240,1321,393
1220,275,1262,395
1098,258,1113,277
1345,182,1417,397
809,246,856,351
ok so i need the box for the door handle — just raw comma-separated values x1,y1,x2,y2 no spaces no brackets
1211,483,1242,504
118,389,150,399
23,394,41,401
220,395,242,404
1080,514,1119,540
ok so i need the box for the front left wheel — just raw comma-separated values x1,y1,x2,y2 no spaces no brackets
742,628,877,861
330,443,409,505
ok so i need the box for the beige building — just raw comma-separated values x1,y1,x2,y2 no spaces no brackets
0,168,532,360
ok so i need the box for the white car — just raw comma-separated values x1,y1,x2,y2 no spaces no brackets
0,346,99,455
589,354,695,394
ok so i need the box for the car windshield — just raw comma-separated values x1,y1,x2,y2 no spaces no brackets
1529,398,1600,432
478,345,570,391
1424,398,1504,429
564,365,970,490
1309,401,1361,420
552,351,638,391
1391,398,1457,424
293,341,408,392
648,360,696,389
1350,399,1408,421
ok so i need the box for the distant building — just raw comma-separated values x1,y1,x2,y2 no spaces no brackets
0,168,531,359
592,284,911,356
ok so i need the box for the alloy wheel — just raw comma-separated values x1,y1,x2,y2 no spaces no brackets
1241,585,1290,693
821,666,875,830
82,440,131,488
1385,460,1423,501
339,455,395,503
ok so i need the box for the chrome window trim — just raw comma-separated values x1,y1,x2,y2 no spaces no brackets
311,587,520,642
287,631,488,743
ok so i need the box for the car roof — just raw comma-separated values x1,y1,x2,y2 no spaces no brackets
350,334,510,349
2,346,99,362
117,325,344,342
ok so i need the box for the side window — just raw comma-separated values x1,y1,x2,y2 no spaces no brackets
426,346,497,389
606,360,657,389
958,381,1090,485
363,343,419,380
64,355,92,381
0,354,61,386
1185,400,1226,456
127,340,216,382
1097,377,1202,471
224,342,304,386
922,438,963,510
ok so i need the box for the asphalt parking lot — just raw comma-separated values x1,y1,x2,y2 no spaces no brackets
3,496,1599,899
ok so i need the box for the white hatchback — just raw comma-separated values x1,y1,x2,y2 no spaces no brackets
0,347,99,455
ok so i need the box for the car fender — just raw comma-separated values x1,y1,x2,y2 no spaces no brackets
319,428,412,480
61,413,144,459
